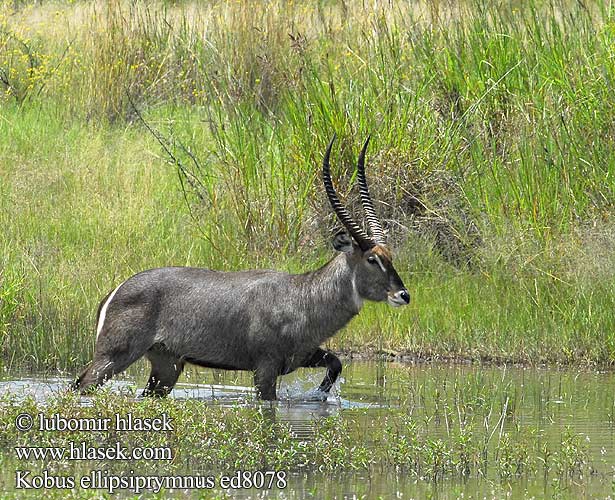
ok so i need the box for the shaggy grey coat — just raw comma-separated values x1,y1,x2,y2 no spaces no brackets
71,236,408,400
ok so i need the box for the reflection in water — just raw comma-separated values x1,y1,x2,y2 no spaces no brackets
2,362,615,498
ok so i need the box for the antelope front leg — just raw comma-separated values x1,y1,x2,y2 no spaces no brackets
254,364,278,400
302,348,342,393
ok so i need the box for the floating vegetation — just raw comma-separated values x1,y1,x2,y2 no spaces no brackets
1,363,611,497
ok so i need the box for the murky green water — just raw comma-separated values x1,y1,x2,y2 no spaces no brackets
2,362,615,498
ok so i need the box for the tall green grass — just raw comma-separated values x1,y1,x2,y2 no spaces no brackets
0,0,614,370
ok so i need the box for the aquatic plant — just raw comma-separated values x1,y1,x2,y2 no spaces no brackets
0,0,613,370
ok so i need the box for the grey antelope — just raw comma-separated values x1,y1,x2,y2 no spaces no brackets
71,136,410,400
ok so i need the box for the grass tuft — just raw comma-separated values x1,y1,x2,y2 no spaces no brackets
0,0,614,368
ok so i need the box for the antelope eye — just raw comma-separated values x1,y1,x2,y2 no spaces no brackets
367,256,377,265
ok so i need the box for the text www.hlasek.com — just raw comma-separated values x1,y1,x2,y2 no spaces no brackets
15,441,172,461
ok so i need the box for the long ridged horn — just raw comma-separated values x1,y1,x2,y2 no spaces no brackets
356,136,386,245
322,135,374,251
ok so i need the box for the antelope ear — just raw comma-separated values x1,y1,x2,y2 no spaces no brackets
332,231,354,253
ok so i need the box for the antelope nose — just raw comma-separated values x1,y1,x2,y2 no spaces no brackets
398,290,410,304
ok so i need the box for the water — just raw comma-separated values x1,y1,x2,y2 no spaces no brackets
2,362,615,498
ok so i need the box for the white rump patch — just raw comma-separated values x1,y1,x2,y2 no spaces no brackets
96,282,124,340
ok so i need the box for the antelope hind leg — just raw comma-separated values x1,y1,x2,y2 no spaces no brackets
71,354,138,394
70,331,153,394
142,346,184,397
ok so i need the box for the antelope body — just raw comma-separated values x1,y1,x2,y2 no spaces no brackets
71,137,409,400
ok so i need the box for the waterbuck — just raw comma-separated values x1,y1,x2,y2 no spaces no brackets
71,136,410,400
